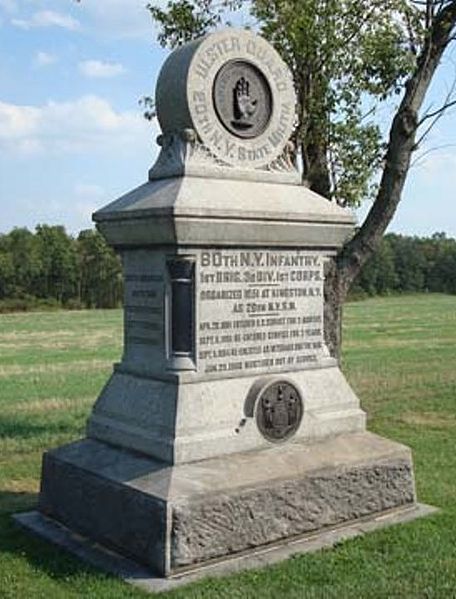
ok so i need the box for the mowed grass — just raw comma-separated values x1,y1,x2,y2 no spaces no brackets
0,295,455,598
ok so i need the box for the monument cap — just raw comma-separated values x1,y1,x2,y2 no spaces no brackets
155,29,296,169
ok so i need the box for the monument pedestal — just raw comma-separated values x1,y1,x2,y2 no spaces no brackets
86,175,367,465
37,432,415,577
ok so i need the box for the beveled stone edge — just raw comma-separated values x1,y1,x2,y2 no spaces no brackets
93,207,355,227
92,178,356,226
14,503,438,594
95,219,354,251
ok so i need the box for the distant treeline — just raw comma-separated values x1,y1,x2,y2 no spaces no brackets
0,226,122,312
1,227,456,312
351,232,456,297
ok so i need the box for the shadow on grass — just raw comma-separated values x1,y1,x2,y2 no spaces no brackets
1,491,108,583
0,490,38,516
0,414,81,440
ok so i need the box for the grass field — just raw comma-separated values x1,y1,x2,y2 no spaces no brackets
0,294,455,598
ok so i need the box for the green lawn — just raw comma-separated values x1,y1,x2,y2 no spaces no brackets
1,294,455,598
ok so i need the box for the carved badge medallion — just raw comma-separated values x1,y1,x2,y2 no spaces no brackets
256,381,303,442
213,60,273,139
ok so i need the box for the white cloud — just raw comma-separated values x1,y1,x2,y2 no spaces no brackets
0,0,17,14
77,0,249,39
5,1,162,39
0,95,151,155
12,10,80,31
73,183,108,224
35,51,57,67
79,59,126,79
0,101,40,139
74,183,107,199
75,0,153,39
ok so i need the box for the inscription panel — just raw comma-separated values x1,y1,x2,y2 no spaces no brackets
197,249,325,376
124,273,164,348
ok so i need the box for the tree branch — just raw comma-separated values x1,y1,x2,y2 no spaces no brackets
414,76,456,145
419,77,456,126
411,142,456,167
415,97,456,144
334,0,456,297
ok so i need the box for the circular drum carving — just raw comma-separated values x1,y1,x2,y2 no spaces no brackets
155,29,296,168
255,381,303,443
213,60,273,139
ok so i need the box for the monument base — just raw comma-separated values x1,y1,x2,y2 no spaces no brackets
30,431,418,578
16,503,436,593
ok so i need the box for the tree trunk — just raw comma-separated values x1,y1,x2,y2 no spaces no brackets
307,137,332,199
325,0,456,360
323,0,456,361
323,258,343,361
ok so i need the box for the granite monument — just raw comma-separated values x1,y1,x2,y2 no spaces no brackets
17,29,428,584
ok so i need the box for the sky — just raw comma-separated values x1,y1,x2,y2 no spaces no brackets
0,0,455,238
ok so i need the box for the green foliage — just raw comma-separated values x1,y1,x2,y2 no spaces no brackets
0,249,14,298
354,236,398,296
35,225,79,302
351,232,456,297
388,234,427,292
0,227,122,311
0,229,43,299
421,233,456,294
147,0,422,206
147,0,242,48
77,230,123,309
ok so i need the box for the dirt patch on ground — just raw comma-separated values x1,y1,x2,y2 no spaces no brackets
344,336,453,350
348,369,456,392
2,478,38,494
0,330,78,342
11,396,93,414
0,359,111,378
400,411,456,429
0,329,120,351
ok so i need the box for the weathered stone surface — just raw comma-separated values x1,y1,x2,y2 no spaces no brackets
87,366,365,464
39,440,169,574
148,130,301,184
38,432,416,576
93,176,356,248
15,504,438,593
86,243,365,464
171,459,414,568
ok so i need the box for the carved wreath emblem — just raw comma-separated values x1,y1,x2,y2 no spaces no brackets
256,381,303,442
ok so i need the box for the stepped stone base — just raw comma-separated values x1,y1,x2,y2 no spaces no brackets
16,504,436,593
36,431,416,578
